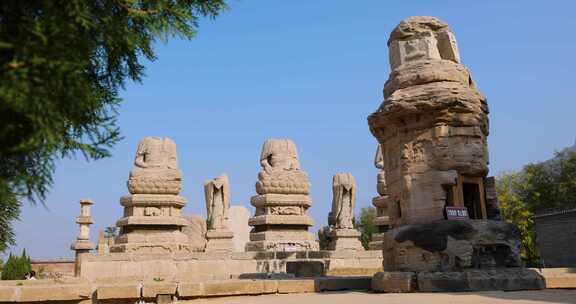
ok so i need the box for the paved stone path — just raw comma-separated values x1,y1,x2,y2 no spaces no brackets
186,289,576,304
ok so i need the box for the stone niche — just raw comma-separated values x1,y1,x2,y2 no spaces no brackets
246,139,318,252
368,16,529,280
110,137,190,254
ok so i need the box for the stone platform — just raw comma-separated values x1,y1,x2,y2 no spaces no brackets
0,268,574,303
372,268,545,293
80,250,383,282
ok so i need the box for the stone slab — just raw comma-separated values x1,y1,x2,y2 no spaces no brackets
315,276,372,291
97,283,141,300
178,282,203,297
142,281,178,298
277,279,316,293
0,286,17,302
202,280,267,297
533,268,576,289
372,271,415,293
417,269,545,292
19,284,92,302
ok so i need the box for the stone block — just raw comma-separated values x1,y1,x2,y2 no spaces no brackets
286,261,325,277
315,277,372,291
0,286,17,302
156,294,174,304
142,281,177,298
277,279,316,293
228,206,251,252
372,271,415,293
183,214,207,252
437,30,461,63
97,283,141,300
418,271,468,292
19,284,92,302
177,282,203,297
202,280,264,296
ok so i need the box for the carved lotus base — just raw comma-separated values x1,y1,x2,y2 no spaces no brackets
256,180,310,195
127,179,181,195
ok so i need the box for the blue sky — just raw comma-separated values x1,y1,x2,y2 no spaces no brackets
9,1,576,259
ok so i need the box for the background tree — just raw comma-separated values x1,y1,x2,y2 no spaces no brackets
355,206,377,250
497,148,576,266
0,0,228,252
1,250,31,280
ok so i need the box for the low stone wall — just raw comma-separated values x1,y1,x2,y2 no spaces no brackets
0,268,574,303
31,259,75,278
80,250,383,282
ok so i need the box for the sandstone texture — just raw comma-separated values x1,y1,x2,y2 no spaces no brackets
182,214,207,252
368,16,490,228
204,174,235,252
327,173,363,251
246,139,318,251
228,206,251,252
111,137,190,254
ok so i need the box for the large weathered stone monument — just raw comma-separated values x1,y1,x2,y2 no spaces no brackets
246,139,318,251
204,174,235,252
110,137,190,253
369,145,391,250
327,173,363,251
369,16,543,292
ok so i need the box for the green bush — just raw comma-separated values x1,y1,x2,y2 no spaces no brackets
1,250,32,280
355,207,377,250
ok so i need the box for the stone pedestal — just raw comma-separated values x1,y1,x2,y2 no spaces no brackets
110,137,190,254
111,194,190,254
246,194,318,251
205,230,234,252
328,229,363,251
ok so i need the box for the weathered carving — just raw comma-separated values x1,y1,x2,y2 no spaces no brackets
128,137,182,195
330,173,356,229
204,174,230,230
375,145,387,196
368,16,518,273
256,139,310,195
247,139,318,251
110,137,189,254
269,206,301,215
144,207,162,216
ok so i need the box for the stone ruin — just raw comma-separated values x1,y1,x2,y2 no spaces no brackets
246,139,319,251
368,16,543,291
369,145,390,250
18,16,552,304
110,136,190,253
326,173,363,251
204,174,235,252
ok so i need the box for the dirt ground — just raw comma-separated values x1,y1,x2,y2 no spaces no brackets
184,289,576,304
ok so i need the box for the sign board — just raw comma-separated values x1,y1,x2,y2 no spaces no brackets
445,207,469,220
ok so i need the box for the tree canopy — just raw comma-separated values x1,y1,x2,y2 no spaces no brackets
497,149,576,266
0,0,228,251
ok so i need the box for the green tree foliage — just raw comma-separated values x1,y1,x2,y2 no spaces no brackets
355,206,377,250
317,226,331,250
104,226,119,238
497,150,576,266
1,250,31,280
0,0,228,251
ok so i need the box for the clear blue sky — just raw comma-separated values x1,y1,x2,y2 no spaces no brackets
9,1,576,259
